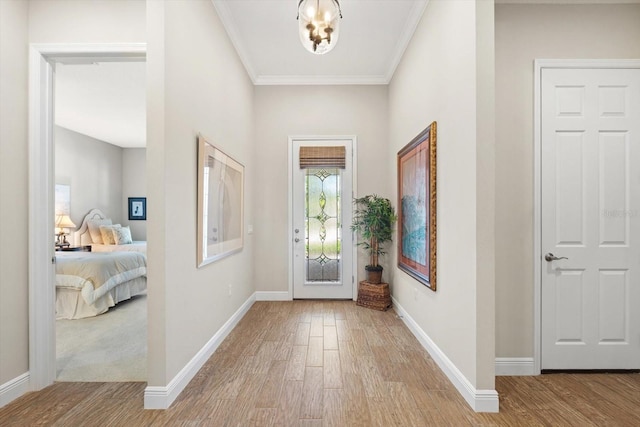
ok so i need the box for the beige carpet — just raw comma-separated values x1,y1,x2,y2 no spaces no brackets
56,292,147,382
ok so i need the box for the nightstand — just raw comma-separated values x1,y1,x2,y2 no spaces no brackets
55,245,92,252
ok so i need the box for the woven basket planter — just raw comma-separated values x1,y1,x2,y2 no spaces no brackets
365,268,383,284
356,281,391,311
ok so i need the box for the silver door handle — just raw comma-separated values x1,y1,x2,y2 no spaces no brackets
294,238,300,243
545,253,568,262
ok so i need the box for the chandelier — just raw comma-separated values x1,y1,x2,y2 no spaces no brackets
297,0,342,55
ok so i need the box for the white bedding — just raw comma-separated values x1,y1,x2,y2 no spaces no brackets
55,251,147,319
91,241,147,254
56,277,146,320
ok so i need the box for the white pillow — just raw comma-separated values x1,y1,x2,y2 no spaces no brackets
87,218,112,243
99,224,121,245
113,226,133,245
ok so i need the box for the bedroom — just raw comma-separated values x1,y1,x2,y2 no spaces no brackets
53,60,147,382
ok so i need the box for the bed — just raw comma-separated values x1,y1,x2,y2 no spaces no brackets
56,208,148,319
55,251,147,319
73,208,147,254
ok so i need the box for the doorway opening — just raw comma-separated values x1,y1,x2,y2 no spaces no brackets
28,43,146,390
53,60,147,382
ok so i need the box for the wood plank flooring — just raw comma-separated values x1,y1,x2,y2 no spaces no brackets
2,300,640,426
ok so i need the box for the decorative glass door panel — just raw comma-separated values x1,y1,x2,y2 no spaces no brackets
305,168,341,283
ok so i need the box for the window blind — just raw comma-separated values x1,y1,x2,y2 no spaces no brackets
299,146,346,169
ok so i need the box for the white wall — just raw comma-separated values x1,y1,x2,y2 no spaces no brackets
55,126,123,227
475,0,495,389
388,0,495,391
0,0,29,389
146,0,254,385
495,3,640,358
253,85,389,290
54,128,147,241
28,0,145,43
122,148,147,240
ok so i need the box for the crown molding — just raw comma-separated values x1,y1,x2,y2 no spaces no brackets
211,0,258,84
384,0,429,83
254,74,389,86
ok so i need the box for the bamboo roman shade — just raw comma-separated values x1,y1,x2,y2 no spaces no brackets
299,146,346,169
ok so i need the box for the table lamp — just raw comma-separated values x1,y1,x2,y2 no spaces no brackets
55,214,76,247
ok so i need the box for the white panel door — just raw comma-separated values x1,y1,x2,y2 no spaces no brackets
541,68,640,369
292,139,354,299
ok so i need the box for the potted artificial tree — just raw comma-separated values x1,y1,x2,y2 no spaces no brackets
351,195,397,284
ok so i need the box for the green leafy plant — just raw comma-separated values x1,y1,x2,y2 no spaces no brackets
351,195,397,270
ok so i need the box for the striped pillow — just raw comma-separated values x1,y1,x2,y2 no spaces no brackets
99,224,121,245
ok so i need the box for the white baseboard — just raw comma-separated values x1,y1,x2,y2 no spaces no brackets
391,297,499,413
255,291,291,301
144,293,256,409
0,372,30,408
495,357,535,376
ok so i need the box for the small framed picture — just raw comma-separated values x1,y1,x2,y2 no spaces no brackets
128,197,147,220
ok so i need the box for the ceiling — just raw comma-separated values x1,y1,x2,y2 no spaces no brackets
214,0,640,85
55,61,146,148
54,0,639,146
212,0,428,85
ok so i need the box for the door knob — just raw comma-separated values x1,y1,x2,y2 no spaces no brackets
545,253,568,262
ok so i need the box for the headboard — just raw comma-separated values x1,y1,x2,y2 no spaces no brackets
73,208,110,246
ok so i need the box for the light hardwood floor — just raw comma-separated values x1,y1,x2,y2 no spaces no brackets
2,300,640,426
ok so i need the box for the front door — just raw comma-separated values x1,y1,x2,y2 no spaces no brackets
541,67,640,369
292,139,354,299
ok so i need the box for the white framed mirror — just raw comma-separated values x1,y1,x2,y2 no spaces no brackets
197,135,244,267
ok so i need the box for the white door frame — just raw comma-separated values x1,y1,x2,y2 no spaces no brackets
28,43,146,390
288,136,358,300
533,59,640,374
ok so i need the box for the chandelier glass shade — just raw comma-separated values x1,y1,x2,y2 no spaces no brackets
297,0,342,55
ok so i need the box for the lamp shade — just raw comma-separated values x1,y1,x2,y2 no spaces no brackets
298,0,342,55
55,214,76,230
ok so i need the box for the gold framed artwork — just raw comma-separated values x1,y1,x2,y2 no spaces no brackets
397,121,437,291
197,135,244,267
